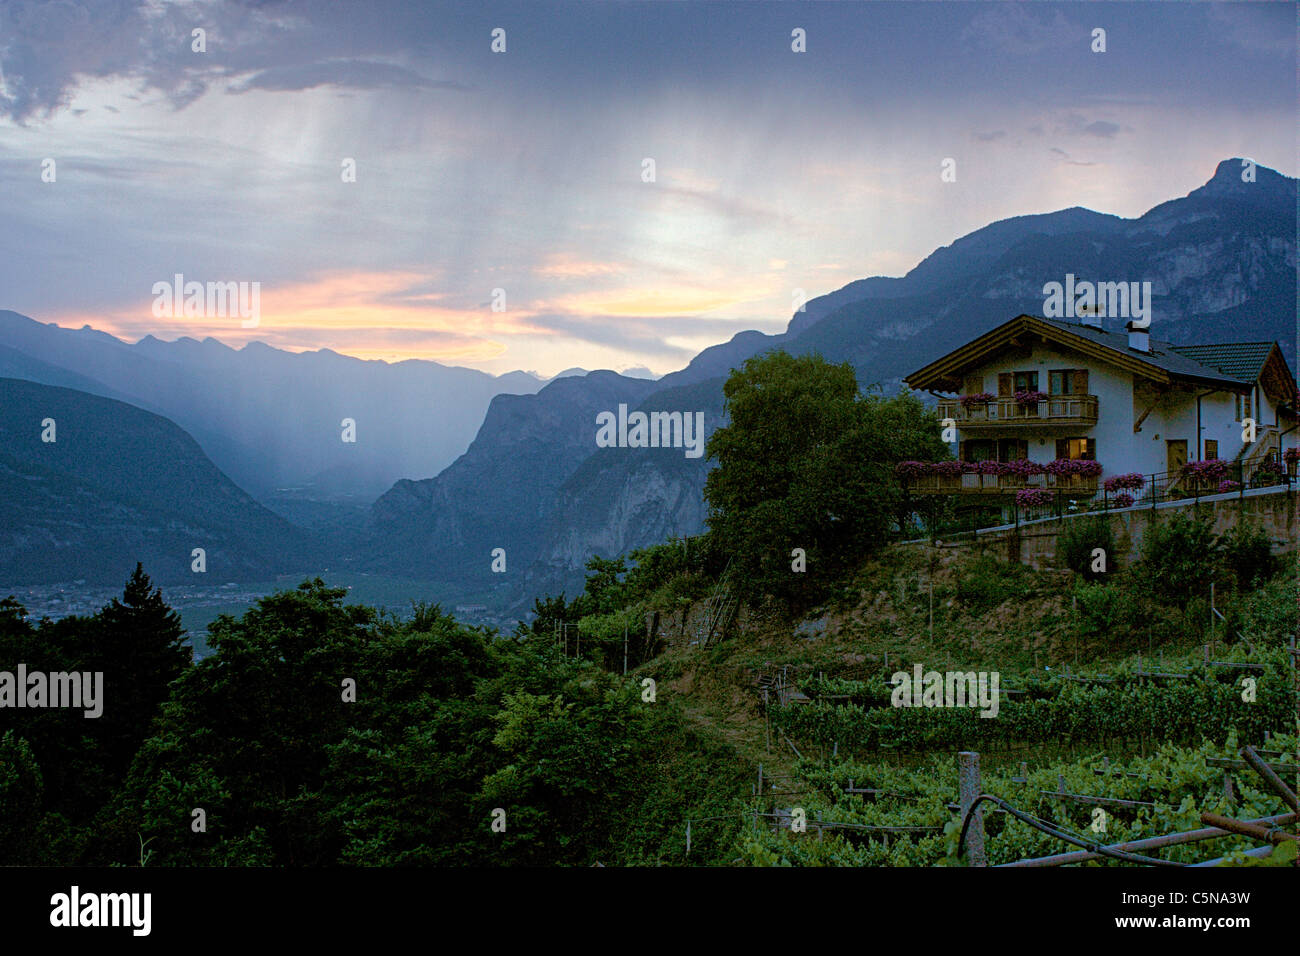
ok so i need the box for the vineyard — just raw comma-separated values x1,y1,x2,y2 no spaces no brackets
769,648,1294,753
729,730,1299,866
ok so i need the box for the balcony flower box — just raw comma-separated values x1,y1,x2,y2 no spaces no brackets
958,392,996,409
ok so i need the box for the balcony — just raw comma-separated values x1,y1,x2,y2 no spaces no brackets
937,395,1098,429
903,473,1100,496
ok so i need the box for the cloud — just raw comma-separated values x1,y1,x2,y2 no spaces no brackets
1082,120,1120,139
962,6,1076,55
1049,147,1097,167
1205,3,1295,55
228,59,470,94
973,129,1007,143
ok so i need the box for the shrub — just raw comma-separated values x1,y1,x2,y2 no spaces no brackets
955,554,1032,611
1058,516,1115,579
1073,581,1145,641
1139,512,1219,602
1217,523,1276,590
958,392,995,408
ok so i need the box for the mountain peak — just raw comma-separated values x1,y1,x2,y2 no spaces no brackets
1191,157,1294,205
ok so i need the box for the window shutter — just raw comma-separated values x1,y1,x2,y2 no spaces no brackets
1074,369,1088,394
963,374,982,395
997,373,1013,397
1056,438,1068,459
958,440,966,462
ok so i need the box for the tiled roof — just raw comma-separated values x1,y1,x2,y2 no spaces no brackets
1167,342,1276,382
1036,318,1251,387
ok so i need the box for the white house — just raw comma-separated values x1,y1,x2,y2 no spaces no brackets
902,313,1298,502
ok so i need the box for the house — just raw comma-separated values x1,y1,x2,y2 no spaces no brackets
901,313,1298,503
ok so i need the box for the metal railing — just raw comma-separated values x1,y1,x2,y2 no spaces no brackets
1012,457,1295,524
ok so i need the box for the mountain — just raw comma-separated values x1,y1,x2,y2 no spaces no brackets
367,371,663,589
0,378,318,585
0,313,544,499
366,158,1298,614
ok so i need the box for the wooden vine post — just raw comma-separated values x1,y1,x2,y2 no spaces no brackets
958,751,987,866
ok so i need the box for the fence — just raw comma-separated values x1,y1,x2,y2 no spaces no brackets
1012,460,1294,525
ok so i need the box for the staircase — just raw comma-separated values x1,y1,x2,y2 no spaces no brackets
1235,425,1281,484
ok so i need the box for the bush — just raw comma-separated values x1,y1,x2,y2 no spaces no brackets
955,554,1032,611
1074,581,1145,641
1139,512,1219,602
1058,516,1115,580
1218,523,1277,591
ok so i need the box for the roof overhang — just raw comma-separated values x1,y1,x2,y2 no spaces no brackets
1258,344,1298,409
903,314,1247,394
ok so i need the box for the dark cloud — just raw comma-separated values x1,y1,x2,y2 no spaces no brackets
1082,120,1120,139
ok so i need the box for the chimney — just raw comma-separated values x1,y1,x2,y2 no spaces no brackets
1126,320,1150,353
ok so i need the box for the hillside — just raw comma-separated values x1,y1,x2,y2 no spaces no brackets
368,158,1299,614
0,311,545,499
0,378,318,585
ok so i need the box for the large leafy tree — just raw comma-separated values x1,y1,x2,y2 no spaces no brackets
704,351,946,609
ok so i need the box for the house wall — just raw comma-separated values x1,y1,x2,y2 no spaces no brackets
958,341,1135,478
952,337,1297,481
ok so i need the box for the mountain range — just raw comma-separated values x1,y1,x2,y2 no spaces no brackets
0,378,315,585
1,158,1294,614
0,311,546,501
365,158,1297,614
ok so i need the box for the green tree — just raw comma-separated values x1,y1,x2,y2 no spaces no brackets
704,351,946,609
0,731,44,864
93,563,192,778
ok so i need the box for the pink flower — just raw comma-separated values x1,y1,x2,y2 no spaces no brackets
1016,488,1053,508
1103,472,1145,492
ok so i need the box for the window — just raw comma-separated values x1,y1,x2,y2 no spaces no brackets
1013,370,1039,393
1049,369,1090,396
997,438,1029,461
1055,437,1095,460
963,439,995,462
1204,439,1218,460
1236,393,1252,421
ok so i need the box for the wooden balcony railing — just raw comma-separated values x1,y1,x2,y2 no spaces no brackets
938,395,1099,427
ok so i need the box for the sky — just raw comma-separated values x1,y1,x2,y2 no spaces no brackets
0,0,1294,378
